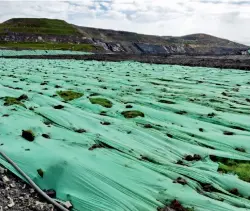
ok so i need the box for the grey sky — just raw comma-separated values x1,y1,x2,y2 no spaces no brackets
0,0,249,45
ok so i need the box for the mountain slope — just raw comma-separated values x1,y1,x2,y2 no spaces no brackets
75,25,169,45
76,26,247,48
164,33,247,48
0,18,249,55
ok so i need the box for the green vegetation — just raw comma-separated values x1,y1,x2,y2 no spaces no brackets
0,42,100,51
218,159,250,183
0,18,79,35
121,110,145,118
89,98,113,108
186,208,195,211
3,96,25,107
0,18,105,51
57,90,84,101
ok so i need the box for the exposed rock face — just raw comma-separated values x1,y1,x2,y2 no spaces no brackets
95,39,249,55
135,43,167,54
106,42,125,52
0,32,93,44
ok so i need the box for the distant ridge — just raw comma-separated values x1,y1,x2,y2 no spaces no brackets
0,18,249,54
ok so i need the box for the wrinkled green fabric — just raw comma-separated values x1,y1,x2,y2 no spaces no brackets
0,54,250,211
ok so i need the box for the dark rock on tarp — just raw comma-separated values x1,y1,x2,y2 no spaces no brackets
53,105,64,109
44,189,56,198
42,134,50,139
17,94,28,101
22,130,35,142
229,188,240,196
185,154,202,162
158,200,190,211
173,177,188,185
37,169,44,178
126,105,133,108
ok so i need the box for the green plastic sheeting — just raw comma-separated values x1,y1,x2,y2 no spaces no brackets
0,54,250,211
0,49,92,56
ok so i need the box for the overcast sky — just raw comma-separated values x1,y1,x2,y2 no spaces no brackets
0,0,249,45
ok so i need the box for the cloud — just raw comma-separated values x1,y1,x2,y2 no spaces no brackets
199,0,250,6
0,0,249,45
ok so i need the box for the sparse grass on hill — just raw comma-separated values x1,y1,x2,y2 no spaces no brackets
0,18,79,35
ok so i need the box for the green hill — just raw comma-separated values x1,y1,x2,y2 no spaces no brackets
0,18,79,35
0,18,101,52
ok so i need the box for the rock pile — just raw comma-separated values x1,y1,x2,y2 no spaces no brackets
0,165,57,211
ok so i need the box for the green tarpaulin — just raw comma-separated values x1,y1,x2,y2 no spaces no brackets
0,53,250,210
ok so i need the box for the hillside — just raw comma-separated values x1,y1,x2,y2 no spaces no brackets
0,18,79,35
76,25,169,44
0,18,249,55
76,26,246,48
164,33,246,48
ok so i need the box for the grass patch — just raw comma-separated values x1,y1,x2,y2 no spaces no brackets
218,158,250,183
89,98,113,108
0,18,79,35
3,96,25,107
57,90,84,101
0,42,102,52
121,110,145,118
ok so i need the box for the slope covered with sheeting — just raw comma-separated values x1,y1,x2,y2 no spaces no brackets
0,49,92,56
0,55,250,211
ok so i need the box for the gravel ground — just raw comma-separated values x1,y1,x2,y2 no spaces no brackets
1,54,250,70
0,165,57,211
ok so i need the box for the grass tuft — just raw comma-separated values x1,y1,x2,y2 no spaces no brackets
121,110,145,118
57,90,83,101
218,159,250,183
89,98,113,108
3,96,25,107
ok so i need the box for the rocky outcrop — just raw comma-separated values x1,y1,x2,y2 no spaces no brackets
0,165,58,211
0,32,93,44
94,40,248,56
